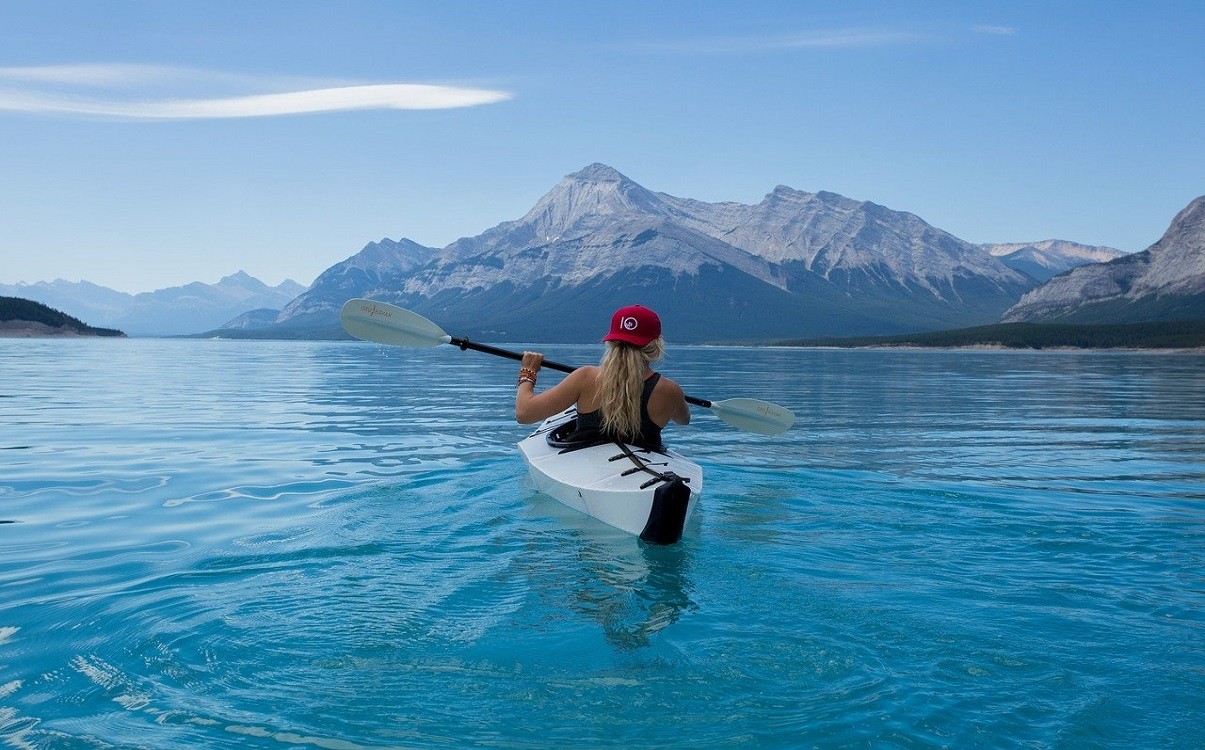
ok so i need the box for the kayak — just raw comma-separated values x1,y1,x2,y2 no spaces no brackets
518,407,703,544
338,299,791,542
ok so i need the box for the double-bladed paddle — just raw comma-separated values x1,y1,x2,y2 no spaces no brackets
340,298,795,435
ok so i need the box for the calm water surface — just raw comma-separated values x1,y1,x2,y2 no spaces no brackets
1,339,1202,748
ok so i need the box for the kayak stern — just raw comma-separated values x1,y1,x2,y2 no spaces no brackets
518,409,702,543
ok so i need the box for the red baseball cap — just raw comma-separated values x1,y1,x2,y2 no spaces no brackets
603,305,662,347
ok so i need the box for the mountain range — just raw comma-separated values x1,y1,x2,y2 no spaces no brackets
982,240,1126,282
255,164,1129,343
1001,196,1205,324
0,272,307,337
10,165,1197,342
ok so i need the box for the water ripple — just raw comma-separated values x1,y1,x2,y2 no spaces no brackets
1,341,1202,747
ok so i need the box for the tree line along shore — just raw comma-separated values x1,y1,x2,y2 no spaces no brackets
780,320,1205,350
5,294,1203,349
0,296,125,338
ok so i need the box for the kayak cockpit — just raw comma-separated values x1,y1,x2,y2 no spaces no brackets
544,416,665,454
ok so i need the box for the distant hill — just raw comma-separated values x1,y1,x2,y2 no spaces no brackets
0,272,308,336
255,238,438,335
983,240,1127,282
244,164,1045,343
218,307,282,331
0,296,125,337
1002,196,1205,324
112,271,308,336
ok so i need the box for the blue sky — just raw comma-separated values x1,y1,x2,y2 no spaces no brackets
1,0,1202,293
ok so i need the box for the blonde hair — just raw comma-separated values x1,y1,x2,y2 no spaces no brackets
598,338,665,441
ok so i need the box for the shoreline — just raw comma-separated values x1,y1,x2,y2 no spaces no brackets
776,343,1205,354
0,321,125,338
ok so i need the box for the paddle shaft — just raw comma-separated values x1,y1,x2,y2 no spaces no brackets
448,336,712,408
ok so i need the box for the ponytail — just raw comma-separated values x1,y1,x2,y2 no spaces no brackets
598,338,664,441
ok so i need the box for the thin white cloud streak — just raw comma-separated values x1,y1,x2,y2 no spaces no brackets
628,28,925,55
0,63,179,86
0,84,512,119
0,64,347,93
972,25,1018,36
0,64,512,119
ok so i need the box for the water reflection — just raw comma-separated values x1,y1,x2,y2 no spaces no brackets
563,532,697,650
518,494,699,650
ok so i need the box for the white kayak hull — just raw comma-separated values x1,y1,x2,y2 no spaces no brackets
518,408,703,544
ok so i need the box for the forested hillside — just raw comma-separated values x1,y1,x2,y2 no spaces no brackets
0,296,125,337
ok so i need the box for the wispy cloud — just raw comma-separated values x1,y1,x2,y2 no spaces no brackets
972,25,1018,36
0,64,512,119
629,27,925,55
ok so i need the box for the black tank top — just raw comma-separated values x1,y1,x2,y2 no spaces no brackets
575,372,664,448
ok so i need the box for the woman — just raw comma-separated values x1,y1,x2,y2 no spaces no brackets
514,305,690,449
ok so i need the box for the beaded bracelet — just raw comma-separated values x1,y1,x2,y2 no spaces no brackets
518,376,537,387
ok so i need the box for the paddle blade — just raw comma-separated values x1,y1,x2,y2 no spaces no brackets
340,299,451,348
708,397,795,435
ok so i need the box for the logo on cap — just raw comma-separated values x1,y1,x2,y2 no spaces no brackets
621,317,639,331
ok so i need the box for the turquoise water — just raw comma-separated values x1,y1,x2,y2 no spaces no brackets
2,338,1203,748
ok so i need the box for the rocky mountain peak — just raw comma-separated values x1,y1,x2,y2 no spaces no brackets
1153,195,1205,250
519,163,669,236
1001,194,1205,323
349,237,435,267
768,184,804,199
218,270,266,289
1135,194,1205,294
570,162,628,183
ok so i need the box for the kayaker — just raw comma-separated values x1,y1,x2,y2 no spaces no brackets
514,305,690,449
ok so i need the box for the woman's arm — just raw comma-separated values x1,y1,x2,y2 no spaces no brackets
656,377,691,426
514,353,589,424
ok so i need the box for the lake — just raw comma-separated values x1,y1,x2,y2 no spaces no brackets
1,338,1202,748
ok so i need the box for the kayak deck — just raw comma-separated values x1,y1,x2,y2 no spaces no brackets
518,408,702,543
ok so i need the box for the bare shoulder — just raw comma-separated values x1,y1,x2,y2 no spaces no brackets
652,373,690,425
656,373,685,397
566,365,599,386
